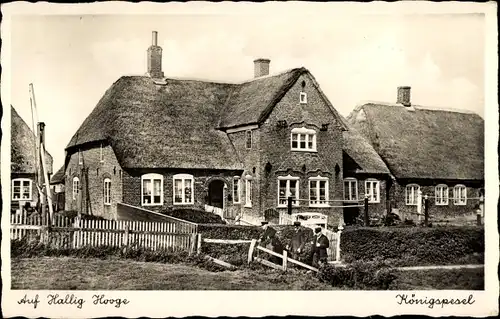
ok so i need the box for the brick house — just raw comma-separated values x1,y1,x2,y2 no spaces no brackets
61,31,389,227
11,105,53,212
347,86,485,221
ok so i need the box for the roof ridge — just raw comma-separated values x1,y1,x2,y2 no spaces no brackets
237,67,306,84
356,100,480,116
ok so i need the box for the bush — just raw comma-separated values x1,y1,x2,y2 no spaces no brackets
341,226,484,266
160,207,226,224
317,261,396,290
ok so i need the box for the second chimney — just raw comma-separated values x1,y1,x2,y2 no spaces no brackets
397,86,411,106
147,31,164,78
254,58,270,78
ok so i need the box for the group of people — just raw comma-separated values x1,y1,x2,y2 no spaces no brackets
258,221,330,267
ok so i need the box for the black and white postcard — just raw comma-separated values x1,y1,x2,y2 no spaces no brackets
1,1,498,318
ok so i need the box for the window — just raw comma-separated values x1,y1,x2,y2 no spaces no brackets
300,92,307,104
309,176,329,207
141,173,163,206
245,175,253,207
72,177,80,200
277,175,300,207
245,130,252,149
233,177,241,204
453,185,467,205
100,144,104,162
343,178,358,201
78,150,83,165
365,180,380,203
103,178,111,205
11,178,32,201
291,127,317,151
405,184,420,206
173,174,194,205
435,184,449,205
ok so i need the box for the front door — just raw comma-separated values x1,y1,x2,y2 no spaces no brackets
208,180,224,209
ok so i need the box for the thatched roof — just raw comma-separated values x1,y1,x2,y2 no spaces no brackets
67,76,242,170
50,165,65,184
219,68,349,130
11,106,53,175
342,126,390,175
66,67,348,170
347,102,484,180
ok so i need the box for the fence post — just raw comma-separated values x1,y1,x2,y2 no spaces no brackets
282,250,288,271
123,225,129,252
189,233,197,255
196,233,202,255
364,195,369,226
248,239,257,264
424,195,429,227
287,196,292,215
477,195,484,226
335,224,343,262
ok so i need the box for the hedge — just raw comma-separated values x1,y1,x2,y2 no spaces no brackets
160,208,226,224
340,226,484,266
317,261,397,290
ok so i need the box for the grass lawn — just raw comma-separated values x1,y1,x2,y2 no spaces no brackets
11,257,333,290
11,257,484,290
390,268,484,290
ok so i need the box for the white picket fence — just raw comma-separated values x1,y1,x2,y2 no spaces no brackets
72,218,197,252
10,211,198,252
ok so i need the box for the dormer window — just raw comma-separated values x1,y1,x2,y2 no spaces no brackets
291,127,316,152
300,92,307,104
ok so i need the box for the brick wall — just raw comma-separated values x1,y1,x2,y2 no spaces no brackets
122,169,241,217
258,73,345,228
391,179,484,220
65,143,123,219
227,128,261,222
342,174,388,221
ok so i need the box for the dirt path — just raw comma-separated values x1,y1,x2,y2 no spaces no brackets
396,264,484,271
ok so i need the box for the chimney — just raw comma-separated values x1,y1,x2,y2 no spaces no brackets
254,58,270,78
397,86,411,106
147,31,164,78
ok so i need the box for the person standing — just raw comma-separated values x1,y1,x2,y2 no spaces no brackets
287,221,306,260
259,221,284,264
310,227,329,267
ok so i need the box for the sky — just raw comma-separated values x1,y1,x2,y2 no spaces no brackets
8,11,486,173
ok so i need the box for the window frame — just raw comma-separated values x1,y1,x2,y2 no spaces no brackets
277,175,300,207
103,178,111,206
141,173,164,206
343,178,358,202
299,92,307,104
173,173,194,205
365,179,380,203
435,184,449,206
405,184,420,206
72,177,80,200
290,127,317,152
309,175,329,207
245,175,253,208
11,178,32,201
78,150,83,165
453,184,467,206
233,176,241,204
245,130,252,149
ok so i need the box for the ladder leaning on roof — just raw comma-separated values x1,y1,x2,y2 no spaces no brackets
29,83,54,225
